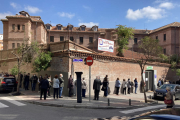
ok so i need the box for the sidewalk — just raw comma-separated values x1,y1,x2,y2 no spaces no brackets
11,89,158,109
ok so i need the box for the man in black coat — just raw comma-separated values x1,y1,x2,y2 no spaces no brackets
24,73,30,90
31,74,38,91
39,77,49,100
93,76,102,100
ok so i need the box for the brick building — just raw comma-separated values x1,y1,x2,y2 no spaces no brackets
0,11,179,96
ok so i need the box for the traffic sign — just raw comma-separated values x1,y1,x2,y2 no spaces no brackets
86,56,93,66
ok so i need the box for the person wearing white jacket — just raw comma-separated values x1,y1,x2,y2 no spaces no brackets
122,79,127,95
53,75,60,99
81,78,87,97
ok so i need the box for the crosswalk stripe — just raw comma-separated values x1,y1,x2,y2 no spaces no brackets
0,102,9,108
120,105,166,114
0,97,26,106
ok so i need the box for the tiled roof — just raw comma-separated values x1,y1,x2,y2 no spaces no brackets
6,14,27,18
133,29,152,34
151,22,180,33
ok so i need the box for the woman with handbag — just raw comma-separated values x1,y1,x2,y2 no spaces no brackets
164,87,174,108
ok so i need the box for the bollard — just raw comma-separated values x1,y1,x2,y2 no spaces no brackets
108,98,110,106
75,72,83,103
129,99,131,106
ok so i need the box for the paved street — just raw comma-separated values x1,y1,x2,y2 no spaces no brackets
0,92,180,120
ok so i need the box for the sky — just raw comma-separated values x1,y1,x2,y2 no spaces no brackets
0,0,180,34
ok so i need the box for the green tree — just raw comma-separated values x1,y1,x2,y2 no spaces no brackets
116,25,134,55
11,39,39,93
32,52,52,72
10,65,18,76
136,36,162,103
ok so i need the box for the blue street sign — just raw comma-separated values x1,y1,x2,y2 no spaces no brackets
73,59,83,62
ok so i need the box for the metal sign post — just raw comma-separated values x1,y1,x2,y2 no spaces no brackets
86,56,93,102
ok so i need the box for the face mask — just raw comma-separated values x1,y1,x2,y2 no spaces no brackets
34,75,35,76
62,75,63,77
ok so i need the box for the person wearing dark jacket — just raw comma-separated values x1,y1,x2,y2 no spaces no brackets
19,73,23,88
102,75,109,97
24,73,30,90
40,77,49,100
31,74,38,91
93,76,102,100
134,78,138,94
68,75,74,97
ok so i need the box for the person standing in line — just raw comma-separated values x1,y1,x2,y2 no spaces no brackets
134,78,138,94
19,73,23,88
47,75,52,96
103,75,109,97
24,73,30,90
164,87,174,108
122,79,127,95
38,75,43,92
115,78,121,95
68,75,74,97
31,74,38,91
82,78,87,98
93,76,102,100
39,76,49,100
127,78,131,94
157,78,162,87
53,75,59,99
59,74,64,98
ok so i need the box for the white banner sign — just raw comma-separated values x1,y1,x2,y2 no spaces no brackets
98,38,114,53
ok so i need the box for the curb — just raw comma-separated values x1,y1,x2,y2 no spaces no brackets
9,92,159,109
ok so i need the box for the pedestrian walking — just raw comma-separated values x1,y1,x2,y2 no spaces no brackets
31,74,38,91
38,75,43,92
53,75,59,99
24,73,30,90
122,79,127,95
134,78,138,94
59,74,64,98
127,78,131,94
39,76,49,100
68,75,74,97
47,75,52,96
93,76,102,100
102,75,109,97
164,86,174,108
115,78,121,95
82,78,87,98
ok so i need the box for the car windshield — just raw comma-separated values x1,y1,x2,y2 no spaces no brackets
4,78,15,83
159,84,175,90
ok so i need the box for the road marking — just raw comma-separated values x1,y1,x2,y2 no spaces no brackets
0,97,26,106
0,102,9,108
120,105,166,114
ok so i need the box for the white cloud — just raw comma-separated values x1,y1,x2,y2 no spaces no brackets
126,6,165,20
0,12,13,19
78,22,99,27
58,12,75,19
24,6,42,14
83,5,91,11
159,2,174,9
10,2,17,9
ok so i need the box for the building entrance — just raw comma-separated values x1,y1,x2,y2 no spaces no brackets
145,70,154,91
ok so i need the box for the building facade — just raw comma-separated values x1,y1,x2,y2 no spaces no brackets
0,34,3,50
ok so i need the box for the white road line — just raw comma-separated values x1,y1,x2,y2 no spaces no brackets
120,105,166,114
0,97,26,106
0,102,9,108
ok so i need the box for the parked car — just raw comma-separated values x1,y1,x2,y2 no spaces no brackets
154,84,180,100
0,76,17,92
130,114,180,120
